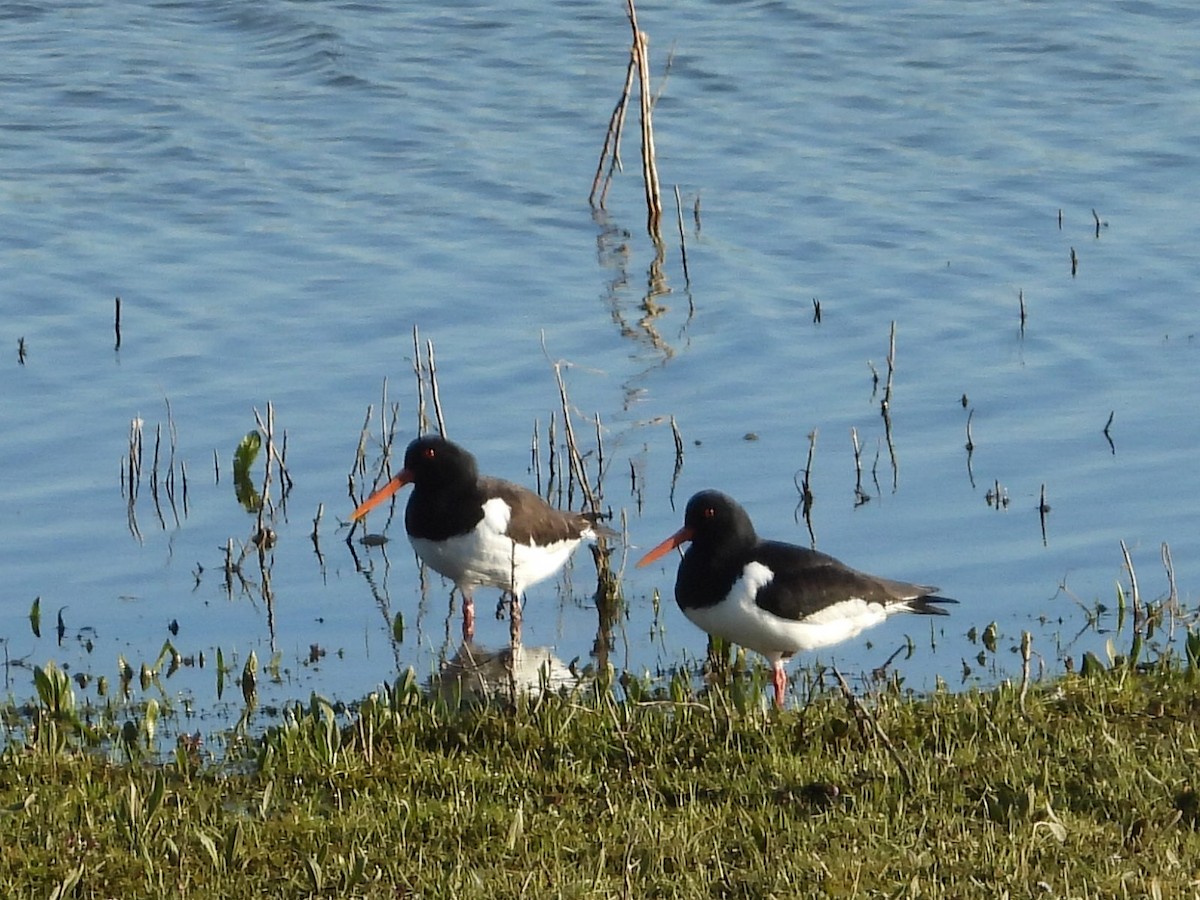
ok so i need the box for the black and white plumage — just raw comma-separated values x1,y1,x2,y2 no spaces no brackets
637,490,956,707
352,435,601,640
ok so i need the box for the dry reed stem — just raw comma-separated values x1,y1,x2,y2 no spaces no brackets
882,321,896,411
831,665,912,791
1039,484,1049,546
634,25,663,237
114,296,122,351
673,185,690,284
550,360,599,514
426,338,448,438
412,326,428,435
531,419,543,497
253,404,275,545
881,322,898,491
590,0,662,239
1120,539,1141,626
1162,542,1178,616
794,429,817,547
1019,631,1032,713
851,427,869,507
589,53,634,207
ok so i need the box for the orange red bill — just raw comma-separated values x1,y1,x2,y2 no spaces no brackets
635,526,694,567
350,471,413,521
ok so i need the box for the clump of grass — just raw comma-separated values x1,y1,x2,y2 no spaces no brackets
5,656,1200,898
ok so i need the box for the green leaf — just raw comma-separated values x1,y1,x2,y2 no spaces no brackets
233,430,263,512
29,596,41,638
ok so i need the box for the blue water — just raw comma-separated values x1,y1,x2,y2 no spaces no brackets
3,0,1199,734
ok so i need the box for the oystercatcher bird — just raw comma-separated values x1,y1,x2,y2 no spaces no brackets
351,435,602,641
637,490,956,708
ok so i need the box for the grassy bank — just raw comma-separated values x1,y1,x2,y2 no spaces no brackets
3,662,1200,898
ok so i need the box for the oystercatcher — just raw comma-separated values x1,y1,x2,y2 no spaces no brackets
351,435,603,641
637,490,956,708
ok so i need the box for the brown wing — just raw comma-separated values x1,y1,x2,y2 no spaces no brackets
482,477,595,546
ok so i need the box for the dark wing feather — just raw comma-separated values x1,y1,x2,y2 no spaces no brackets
750,541,949,622
482,477,595,546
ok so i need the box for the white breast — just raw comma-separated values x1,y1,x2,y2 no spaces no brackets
683,562,890,662
411,498,583,596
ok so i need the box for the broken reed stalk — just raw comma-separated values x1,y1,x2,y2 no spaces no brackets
793,429,817,547
589,52,633,207
1120,539,1141,626
531,419,543,497
1038,483,1049,546
114,296,122,351
311,503,324,546
590,0,662,239
1018,631,1032,713
831,665,912,791
551,361,600,514
124,416,144,541
633,24,663,237
547,412,560,507
851,427,868,506
426,338,448,438
151,422,162,500
880,322,899,492
349,403,374,503
882,321,896,412
253,402,293,495
1162,541,1178,617
673,185,690,284
127,417,143,500
412,326,428,435
595,413,605,485
1018,290,1026,334
254,404,275,545
378,377,390,465
164,397,178,508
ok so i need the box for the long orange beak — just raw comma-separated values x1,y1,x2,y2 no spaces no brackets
635,526,694,567
350,470,413,521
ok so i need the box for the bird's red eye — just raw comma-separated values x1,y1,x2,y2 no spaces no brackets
703,507,716,519
423,447,436,460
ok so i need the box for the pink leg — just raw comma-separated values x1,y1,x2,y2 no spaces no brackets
772,663,787,709
462,590,476,642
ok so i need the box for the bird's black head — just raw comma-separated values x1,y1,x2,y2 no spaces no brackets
402,435,478,486
683,490,758,551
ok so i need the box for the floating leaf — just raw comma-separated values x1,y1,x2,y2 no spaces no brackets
29,596,41,638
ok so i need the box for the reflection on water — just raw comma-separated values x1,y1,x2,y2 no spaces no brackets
430,641,583,705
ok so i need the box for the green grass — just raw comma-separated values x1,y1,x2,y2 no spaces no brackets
4,661,1200,898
